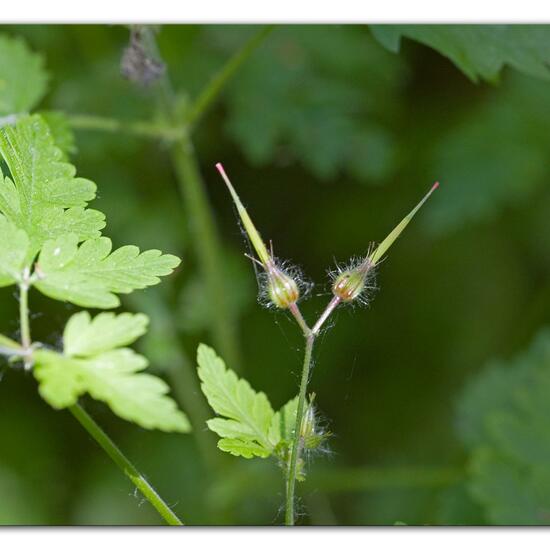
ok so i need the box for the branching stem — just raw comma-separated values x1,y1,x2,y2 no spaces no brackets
285,297,342,525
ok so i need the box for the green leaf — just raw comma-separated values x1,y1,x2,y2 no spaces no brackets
33,350,84,409
0,114,105,257
469,447,550,525
39,111,76,158
0,34,48,115
217,439,271,459
423,75,550,234
63,311,149,358
370,25,550,83
34,234,181,308
0,214,29,287
33,312,190,433
212,26,403,182
197,343,275,458
456,328,550,524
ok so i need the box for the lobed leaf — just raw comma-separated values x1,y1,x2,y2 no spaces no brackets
423,75,550,234
33,312,190,433
0,34,48,116
456,328,550,524
370,25,550,83
34,234,181,308
39,111,77,158
63,311,149,358
0,115,105,257
216,26,403,182
217,439,271,459
197,343,275,458
0,214,29,287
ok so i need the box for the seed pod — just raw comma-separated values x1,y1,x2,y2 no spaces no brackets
369,182,439,266
332,259,374,302
331,182,439,304
266,262,300,309
216,163,301,309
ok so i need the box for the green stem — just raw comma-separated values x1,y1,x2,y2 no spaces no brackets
68,114,183,142
284,298,342,525
19,286,30,351
69,403,183,526
170,136,241,368
19,270,32,370
185,25,275,128
17,282,182,526
285,332,314,526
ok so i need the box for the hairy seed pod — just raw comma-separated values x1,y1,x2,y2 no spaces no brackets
332,260,373,302
267,262,300,309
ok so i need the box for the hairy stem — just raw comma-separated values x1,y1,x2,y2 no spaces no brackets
285,332,314,526
185,25,275,128
285,297,342,525
69,403,183,526
312,296,341,335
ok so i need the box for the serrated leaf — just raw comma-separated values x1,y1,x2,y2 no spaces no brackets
457,328,550,524
197,343,275,458
0,115,105,257
456,329,550,449
33,312,190,433
39,111,76,158
0,214,29,287
0,34,48,115
469,447,550,525
33,350,84,408
214,26,403,182
423,75,550,234
370,25,550,83
64,311,149,357
218,439,271,459
34,233,181,308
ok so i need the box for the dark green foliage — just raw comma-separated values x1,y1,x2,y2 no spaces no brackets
1,24,550,525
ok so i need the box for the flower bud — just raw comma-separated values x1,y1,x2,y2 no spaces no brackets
267,262,300,309
332,260,373,302
300,399,326,451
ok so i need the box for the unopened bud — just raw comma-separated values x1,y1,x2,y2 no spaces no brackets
300,398,325,450
300,402,316,440
332,260,373,302
267,262,300,309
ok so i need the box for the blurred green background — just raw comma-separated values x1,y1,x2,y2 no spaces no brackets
2,24,550,525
